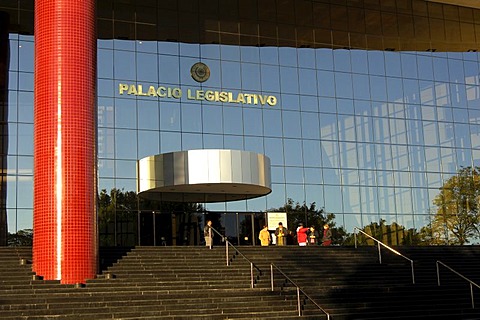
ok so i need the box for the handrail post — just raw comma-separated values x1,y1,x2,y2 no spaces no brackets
270,263,330,319
250,262,254,288
437,260,480,309
354,227,415,285
226,240,229,266
270,264,274,291
436,261,441,286
209,227,212,249
410,260,415,284
471,283,475,309
377,242,382,264
297,287,301,316
354,228,357,248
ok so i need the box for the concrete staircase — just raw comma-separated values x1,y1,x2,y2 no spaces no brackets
237,245,480,319
0,246,312,320
1,245,480,319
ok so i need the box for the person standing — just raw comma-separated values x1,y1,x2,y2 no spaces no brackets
275,222,288,246
296,223,309,246
204,220,213,248
259,225,271,246
307,226,320,245
322,224,332,246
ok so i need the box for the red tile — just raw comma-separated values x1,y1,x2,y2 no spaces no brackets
33,0,98,284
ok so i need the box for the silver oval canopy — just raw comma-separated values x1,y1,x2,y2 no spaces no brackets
137,149,272,202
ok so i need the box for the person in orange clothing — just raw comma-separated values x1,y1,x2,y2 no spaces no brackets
259,225,271,246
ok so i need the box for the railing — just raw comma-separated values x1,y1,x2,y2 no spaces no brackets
210,226,329,317
208,226,262,289
354,227,415,284
225,240,262,288
436,260,480,309
270,263,330,319
209,226,226,243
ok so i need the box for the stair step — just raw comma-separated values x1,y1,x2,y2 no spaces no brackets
1,245,480,319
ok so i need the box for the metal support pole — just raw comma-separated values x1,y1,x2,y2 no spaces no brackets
250,263,254,288
270,265,274,291
236,212,240,245
410,260,415,284
437,263,441,286
377,242,382,264
354,229,357,248
251,215,255,246
471,283,475,309
297,287,301,316
137,211,141,246
226,240,229,266
153,211,156,246
209,227,212,249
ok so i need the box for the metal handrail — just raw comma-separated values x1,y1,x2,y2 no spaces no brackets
207,226,261,289
436,260,480,309
225,240,262,289
354,227,415,284
209,226,226,242
270,263,330,319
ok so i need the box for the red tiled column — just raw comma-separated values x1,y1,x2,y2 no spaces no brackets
33,0,97,284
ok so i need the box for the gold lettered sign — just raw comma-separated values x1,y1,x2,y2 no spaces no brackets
118,83,278,107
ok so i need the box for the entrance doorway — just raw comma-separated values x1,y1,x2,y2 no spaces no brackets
138,211,266,246
138,210,200,246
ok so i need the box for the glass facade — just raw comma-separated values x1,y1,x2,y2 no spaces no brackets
3,0,480,245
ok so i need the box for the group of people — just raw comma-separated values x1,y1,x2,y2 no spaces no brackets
204,219,333,248
259,222,332,247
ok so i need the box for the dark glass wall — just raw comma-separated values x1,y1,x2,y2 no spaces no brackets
3,0,480,245
0,11,9,246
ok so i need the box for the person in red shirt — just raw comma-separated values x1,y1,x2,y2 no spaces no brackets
296,223,309,246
